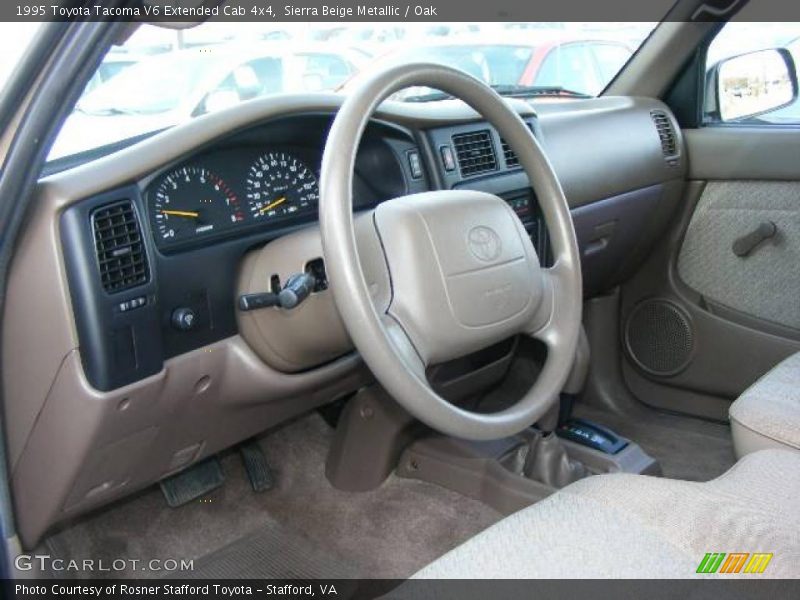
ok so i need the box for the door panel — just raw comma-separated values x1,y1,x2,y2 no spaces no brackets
677,180,800,331
618,128,800,420
685,127,800,180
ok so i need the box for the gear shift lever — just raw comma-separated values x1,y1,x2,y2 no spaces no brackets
522,430,588,488
505,325,591,488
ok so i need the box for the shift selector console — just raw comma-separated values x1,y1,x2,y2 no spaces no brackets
557,418,629,455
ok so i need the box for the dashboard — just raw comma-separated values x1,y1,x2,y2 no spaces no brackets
10,95,688,547
52,98,683,394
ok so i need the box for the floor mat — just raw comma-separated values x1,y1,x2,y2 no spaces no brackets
174,522,356,579
573,404,736,481
45,413,501,579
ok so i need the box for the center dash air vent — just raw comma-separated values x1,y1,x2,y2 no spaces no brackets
501,138,520,167
500,122,535,168
452,130,498,176
650,110,679,164
92,200,149,293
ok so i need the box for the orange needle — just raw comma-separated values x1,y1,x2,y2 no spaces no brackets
259,197,286,214
161,209,200,218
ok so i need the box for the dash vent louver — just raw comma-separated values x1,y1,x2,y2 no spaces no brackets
92,200,149,293
452,130,498,176
500,122,535,168
650,110,679,162
501,138,520,168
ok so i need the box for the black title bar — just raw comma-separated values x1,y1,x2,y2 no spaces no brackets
5,0,800,23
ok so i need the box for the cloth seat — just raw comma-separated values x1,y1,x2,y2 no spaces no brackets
413,449,800,578
729,352,800,457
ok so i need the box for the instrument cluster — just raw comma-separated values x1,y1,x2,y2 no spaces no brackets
147,148,321,249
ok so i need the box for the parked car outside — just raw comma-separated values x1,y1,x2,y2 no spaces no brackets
371,37,633,100
81,51,144,95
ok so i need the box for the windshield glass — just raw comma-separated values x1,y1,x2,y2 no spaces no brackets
78,53,217,115
47,22,658,160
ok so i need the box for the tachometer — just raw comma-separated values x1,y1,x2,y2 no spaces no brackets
245,152,319,221
152,166,244,243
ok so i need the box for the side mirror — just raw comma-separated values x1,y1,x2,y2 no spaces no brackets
710,48,798,122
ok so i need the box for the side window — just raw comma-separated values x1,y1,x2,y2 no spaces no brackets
534,43,601,96
705,23,800,124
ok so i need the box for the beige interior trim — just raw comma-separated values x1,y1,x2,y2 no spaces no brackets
236,226,353,371
684,127,800,180
730,416,800,458
11,335,368,548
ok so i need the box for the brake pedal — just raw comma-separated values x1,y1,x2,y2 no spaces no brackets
159,457,225,507
239,440,275,492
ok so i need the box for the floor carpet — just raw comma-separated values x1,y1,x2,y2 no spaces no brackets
44,412,501,579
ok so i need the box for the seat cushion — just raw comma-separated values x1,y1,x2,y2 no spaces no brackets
413,449,800,579
730,352,800,457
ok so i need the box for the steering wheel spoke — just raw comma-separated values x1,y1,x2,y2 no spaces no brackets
525,261,573,348
380,313,429,382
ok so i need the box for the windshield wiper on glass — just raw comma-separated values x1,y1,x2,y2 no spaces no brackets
402,90,455,103
75,105,144,116
489,84,593,99
402,85,592,103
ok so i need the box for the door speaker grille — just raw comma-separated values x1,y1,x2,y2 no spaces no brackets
624,299,694,376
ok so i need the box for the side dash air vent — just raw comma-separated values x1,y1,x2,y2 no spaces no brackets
650,110,679,164
92,200,149,293
452,130,498,176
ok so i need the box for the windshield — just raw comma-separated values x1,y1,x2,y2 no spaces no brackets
394,45,536,85
45,22,658,160
78,53,218,115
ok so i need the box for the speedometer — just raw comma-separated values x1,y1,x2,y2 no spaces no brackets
152,166,244,244
245,152,319,221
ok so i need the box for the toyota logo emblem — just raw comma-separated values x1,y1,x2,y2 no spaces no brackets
467,226,502,262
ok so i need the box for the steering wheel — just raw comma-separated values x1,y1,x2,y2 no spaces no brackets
319,63,582,441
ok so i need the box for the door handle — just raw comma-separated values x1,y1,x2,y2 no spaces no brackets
732,221,777,257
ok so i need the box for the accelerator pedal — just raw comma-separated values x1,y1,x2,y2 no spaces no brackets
160,457,225,507
239,440,275,493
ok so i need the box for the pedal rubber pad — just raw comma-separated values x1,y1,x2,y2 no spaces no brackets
160,456,225,507
239,440,275,493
